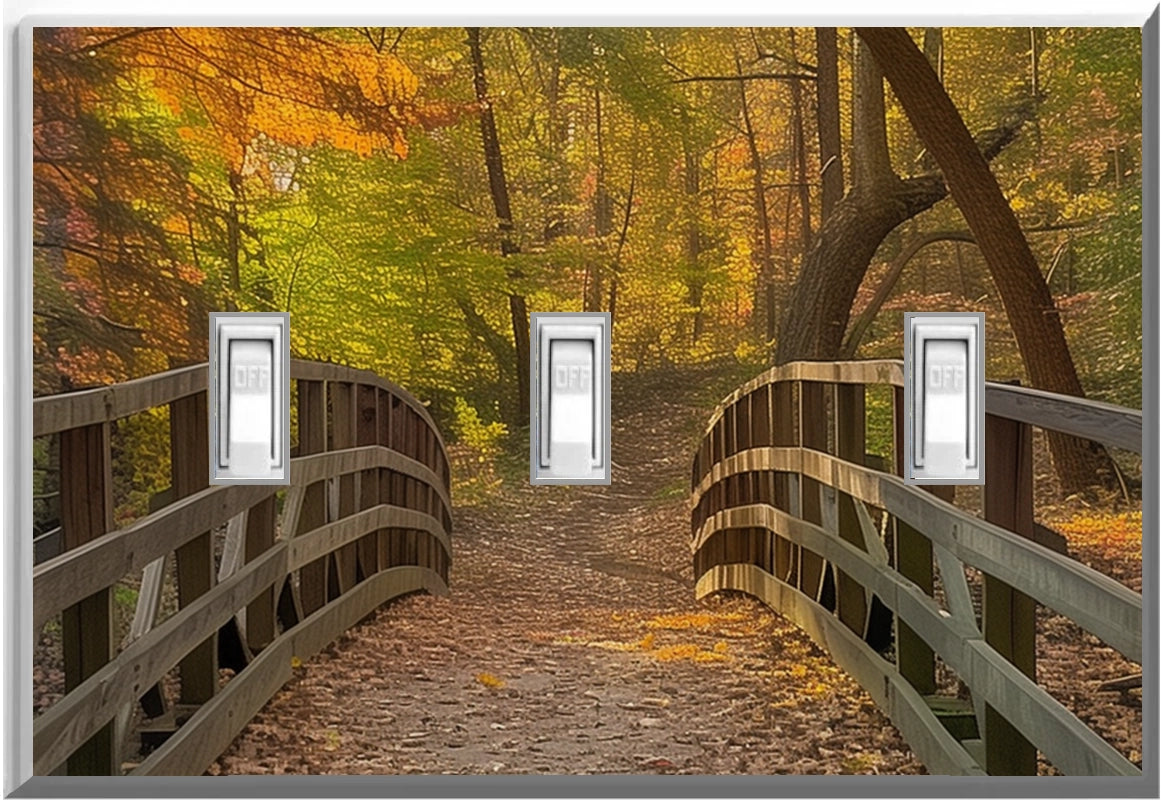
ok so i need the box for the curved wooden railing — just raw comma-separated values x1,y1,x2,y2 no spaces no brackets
33,360,452,776
690,359,1142,777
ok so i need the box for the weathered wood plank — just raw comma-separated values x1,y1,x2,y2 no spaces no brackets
697,359,1138,454
297,380,328,616
328,381,358,594
798,381,827,602
982,412,1038,775
287,506,449,573
290,361,445,452
33,545,288,775
985,383,1141,454
892,384,934,696
170,392,216,708
771,380,794,582
356,383,380,579
834,382,868,636
34,482,278,631
58,422,114,775
691,446,1141,662
701,360,905,435
131,565,447,777
694,509,1138,776
244,496,277,651
695,563,985,776
34,365,206,438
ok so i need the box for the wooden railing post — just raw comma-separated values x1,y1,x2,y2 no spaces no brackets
377,389,393,570
892,386,936,696
328,382,358,595
170,391,217,707
983,410,1037,775
297,380,328,615
59,422,114,775
244,496,276,651
356,384,380,579
798,380,827,601
772,380,795,582
834,382,868,636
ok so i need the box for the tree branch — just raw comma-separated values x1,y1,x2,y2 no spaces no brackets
672,72,816,85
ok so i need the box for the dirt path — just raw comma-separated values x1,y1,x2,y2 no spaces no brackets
211,367,922,776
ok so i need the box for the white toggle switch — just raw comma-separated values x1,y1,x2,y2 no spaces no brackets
531,312,611,485
904,312,984,485
209,312,290,485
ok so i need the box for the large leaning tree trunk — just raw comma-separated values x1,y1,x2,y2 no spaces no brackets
774,33,1032,363
776,34,973,364
467,27,531,427
856,27,1115,495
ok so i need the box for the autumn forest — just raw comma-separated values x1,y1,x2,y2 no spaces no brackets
29,26,1146,776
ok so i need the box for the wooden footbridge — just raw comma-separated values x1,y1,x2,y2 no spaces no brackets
33,361,451,776
31,358,1141,777
691,359,1142,776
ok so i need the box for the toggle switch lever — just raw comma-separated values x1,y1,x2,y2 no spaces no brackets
904,312,984,485
531,312,611,485
209,312,290,485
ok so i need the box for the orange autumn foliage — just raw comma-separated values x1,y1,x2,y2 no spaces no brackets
80,27,421,168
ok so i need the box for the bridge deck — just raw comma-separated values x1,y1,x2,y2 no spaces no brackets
210,371,923,775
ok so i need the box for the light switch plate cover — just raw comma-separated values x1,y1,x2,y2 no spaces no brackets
209,311,291,485
530,312,611,485
903,311,985,486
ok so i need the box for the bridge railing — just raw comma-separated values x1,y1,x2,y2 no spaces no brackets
32,360,452,776
690,359,1141,776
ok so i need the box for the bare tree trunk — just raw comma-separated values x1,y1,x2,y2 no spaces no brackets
467,27,530,427
587,87,613,312
608,155,637,330
815,27,844,220
856,27,1115,494
225,171,243,312
736,50,776,343
788,29,812,257
681,122,705,344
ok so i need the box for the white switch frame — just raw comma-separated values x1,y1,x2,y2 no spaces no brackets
530,312,611,485
904,311,985,485
209,312,291,485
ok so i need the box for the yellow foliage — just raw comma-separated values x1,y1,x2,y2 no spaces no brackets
476,672,506,689
1057,511,1142,560
645,612,746,631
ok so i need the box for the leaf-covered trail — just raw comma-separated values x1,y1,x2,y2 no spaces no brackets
212,367,923,775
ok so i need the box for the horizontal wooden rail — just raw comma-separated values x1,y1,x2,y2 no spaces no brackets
131,566,446,776
691,448,1142,662
32,360,453,776
691,359,1142,777
699,358,1142,454
33,360,447,452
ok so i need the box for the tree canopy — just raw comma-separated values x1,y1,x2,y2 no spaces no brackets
34,26,1144,428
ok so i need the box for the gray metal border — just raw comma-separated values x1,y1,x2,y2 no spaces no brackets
4,12,1157,799
207,312,292,486
903,312,986,486
529,312,611,485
